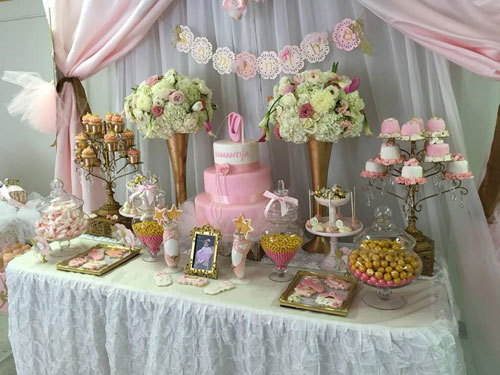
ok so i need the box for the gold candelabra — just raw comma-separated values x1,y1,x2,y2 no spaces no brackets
73,114,142,237
364,141,469,276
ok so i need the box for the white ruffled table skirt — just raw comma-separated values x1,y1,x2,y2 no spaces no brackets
6,237,465,375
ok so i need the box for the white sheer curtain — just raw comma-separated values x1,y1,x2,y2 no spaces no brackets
108,0,499,373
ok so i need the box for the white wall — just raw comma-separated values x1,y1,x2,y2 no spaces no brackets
0,1,498,196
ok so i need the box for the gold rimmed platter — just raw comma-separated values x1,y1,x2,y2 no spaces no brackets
279,270,357,317
56,243,141,276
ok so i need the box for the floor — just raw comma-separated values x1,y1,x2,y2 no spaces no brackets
0,313,16,375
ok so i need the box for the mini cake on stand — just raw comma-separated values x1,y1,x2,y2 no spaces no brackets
361,159,387,179
395,158,427,185
400,119,425,141
305,186,363,272
445,153,473,180
375,140,404,165
424,138,451,162
424,117,449,137
379,118,400,138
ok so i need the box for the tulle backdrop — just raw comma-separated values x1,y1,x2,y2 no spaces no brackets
106,0,499,373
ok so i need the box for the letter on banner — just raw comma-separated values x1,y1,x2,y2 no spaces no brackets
279,45,304,74
234,52,258,80
175,25,195,53
213,47,235,75
191,37,213,64
300,32,330,63
257,51,282,80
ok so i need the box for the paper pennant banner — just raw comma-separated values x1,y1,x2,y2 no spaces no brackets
173,20,370,79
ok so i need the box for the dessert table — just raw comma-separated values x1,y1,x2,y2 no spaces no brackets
6,237,466,375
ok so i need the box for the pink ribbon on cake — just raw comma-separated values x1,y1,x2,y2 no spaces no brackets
227,112,246,161
263,190,298,217
128,184,155,205
215,161,259,173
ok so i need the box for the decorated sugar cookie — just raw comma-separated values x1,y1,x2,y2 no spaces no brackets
316,294,343,308
82,261,107,270
301,276,325,293
204,281,235,295
178,274,209,287
68,256,88,268
105,248,127,259
287,293,301,303
325,276,351,291
88,249,105,261
294,285,316,298
154,271,173,287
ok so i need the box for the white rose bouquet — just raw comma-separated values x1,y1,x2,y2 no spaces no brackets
124,69,216,139
259,63,370,144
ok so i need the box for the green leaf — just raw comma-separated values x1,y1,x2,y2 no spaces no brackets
331,61,339,73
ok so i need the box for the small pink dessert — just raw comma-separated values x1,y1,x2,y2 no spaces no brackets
395,158,427,185
424,138,451,161
425,117,449,137
68,256,88,268
410,116,424,130
301,276,325,293
88,249,105,261
325,276,351,290
294,285,316,297
379,118,400,138
400,120,424,140
178,275,209,287
82,261,107,270
445,153,473,180
105,248,127,259
376,140,403,165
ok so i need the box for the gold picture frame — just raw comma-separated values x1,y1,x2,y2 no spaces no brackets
279,270,358,317
185,224,222,279
56,243,141,276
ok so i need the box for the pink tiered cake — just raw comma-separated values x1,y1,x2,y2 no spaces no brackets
195,138,271,236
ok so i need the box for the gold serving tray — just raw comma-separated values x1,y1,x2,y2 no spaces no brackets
56,243,141,276
279,270,358,317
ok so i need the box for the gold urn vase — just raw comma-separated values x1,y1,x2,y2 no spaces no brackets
166,133,189,205
303,138,333,254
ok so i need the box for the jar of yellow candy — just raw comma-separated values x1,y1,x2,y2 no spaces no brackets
348,205,421,310
260,180,303,282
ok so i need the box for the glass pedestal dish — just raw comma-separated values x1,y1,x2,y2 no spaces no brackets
132,218,164,262
348,205,422,310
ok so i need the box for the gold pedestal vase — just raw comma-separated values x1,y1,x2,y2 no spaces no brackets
166,133,189,205
303,138,333,254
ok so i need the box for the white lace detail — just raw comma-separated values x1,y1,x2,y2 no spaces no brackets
279,45,304,74
191,37,213,64
234,52,257,80
175,25,194,53
300,33,330,63
212,47,235,75
257,51,282,80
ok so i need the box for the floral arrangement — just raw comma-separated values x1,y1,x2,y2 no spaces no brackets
124,69,216,139
259,63,369,144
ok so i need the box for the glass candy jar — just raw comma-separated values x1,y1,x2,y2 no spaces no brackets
260,180,303,282
35,178,89,256
130,178,166,262
348,205,421,310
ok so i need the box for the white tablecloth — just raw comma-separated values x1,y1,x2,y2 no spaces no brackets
6,238,465,375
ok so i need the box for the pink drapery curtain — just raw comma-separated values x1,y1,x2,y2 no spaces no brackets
357,0,500,80
43,0,174,211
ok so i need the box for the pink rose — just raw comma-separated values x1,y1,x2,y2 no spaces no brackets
340,120,353,130
216,163,230,176
299,103,314,119
274,126,282,140
169,91,185,104
293,74,303,85
282,84,296,95
404,158,419,166
336,100,349,114
145,75,160,86
152,105,164,117
451,153,464,161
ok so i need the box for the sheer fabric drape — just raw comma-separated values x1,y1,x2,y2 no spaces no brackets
112,0,499,373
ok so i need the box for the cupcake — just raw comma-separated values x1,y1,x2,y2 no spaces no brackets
128,148,140,164
104,131,118,151
111,113,125,133
82,146,97,167
74,131,88,148
82,112,92,132
122,128,134,147
105,111,113,122
90,114,103,134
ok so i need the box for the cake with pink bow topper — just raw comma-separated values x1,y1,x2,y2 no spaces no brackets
445,153,473,180
195,112,271,236
395,158,427,185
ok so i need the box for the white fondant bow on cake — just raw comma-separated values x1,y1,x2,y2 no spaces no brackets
128,184,155,205
228,112,246,161
263,190,298,217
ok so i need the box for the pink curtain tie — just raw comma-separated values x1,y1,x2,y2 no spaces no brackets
128,184,155,205
263,190,298,217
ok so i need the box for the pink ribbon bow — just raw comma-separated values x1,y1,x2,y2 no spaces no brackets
228,112,246,161
263,190,298,217
128,184,156,205
0,184,24,208
222,0,246,11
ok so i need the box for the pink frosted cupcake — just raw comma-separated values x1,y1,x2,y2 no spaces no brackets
400,119,424,141
128,148,140,164
425,117,449,137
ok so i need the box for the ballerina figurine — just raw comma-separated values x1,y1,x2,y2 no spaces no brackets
230,213,254,284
